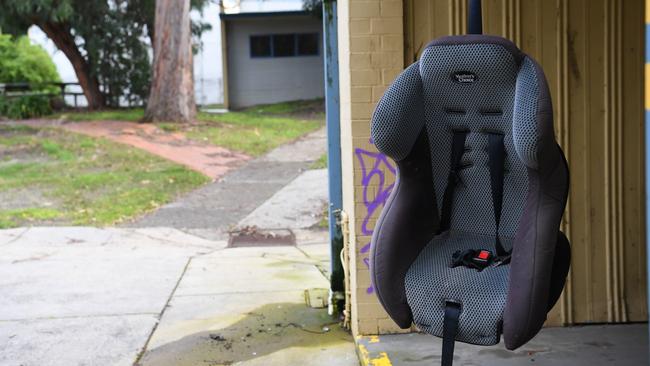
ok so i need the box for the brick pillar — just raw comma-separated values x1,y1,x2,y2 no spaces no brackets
338,0,407,336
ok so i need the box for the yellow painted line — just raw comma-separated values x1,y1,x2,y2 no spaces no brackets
357,336,393,366
368,335,380,344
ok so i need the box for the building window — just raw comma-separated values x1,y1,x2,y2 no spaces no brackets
250,33,319,58
250,35,272,57
272,34,296,57
297,33,319,56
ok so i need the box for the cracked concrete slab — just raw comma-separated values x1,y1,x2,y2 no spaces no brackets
138,236,356,366
173,247,329,296
0,314,157,366
0,227,223,366
261,128,327,163
238,169,328,230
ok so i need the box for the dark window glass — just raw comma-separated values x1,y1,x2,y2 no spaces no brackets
297,33,319,56
272,34,295,57
250,35,271,57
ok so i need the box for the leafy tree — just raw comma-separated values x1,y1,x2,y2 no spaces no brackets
303,0,323,18
0,35,60,119
0,0,211,109
0,35,60,85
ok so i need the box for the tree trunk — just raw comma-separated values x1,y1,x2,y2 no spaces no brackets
143,0,196,123
38,22,105,110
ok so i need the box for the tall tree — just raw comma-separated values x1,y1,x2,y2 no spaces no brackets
143,0,196,123
0,0,210,109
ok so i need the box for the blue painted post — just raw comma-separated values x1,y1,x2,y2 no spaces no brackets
646,5,650,356
323,0,344,306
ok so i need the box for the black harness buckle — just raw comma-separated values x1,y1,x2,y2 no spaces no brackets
450,249,494,271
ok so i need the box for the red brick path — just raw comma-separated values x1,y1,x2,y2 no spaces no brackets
12,119,251,180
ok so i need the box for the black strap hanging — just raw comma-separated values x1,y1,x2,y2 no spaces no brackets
442,302,461,366
487,132,511,263
439,130,468,234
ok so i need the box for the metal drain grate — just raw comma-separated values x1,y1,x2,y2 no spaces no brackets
228,226,296,248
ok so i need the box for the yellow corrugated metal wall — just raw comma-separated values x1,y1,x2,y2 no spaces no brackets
404,0,647,325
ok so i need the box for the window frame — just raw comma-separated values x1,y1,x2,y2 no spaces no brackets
249,32,320,59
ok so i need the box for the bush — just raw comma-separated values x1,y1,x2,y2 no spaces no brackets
0,34,60,118
0,95,52,119
0,34,60,86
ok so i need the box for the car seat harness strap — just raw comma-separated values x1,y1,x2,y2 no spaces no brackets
487,132,511,264
442,301,461,366
439,129,469,234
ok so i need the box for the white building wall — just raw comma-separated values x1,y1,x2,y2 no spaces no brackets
225,15,324,109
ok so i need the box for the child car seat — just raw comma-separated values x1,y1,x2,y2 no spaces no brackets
369,34,571,365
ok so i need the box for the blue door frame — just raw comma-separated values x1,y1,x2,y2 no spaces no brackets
323,0,344,300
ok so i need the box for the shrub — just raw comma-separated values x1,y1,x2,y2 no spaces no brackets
0,34,60,86
0,34,60,118
0,95,52,119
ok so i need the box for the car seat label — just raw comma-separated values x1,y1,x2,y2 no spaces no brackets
452,71,477,83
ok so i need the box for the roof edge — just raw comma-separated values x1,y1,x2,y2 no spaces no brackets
220,10,311,20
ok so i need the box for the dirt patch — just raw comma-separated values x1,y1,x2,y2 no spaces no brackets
0,188,58,210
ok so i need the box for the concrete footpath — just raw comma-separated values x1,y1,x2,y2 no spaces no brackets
357,323,648,366
0,227,356,366
129,128,328,240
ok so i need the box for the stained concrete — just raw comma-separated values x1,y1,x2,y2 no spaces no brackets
357,323,649,366
139,237,357,366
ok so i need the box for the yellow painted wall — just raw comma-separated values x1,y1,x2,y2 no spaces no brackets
340,0,647,335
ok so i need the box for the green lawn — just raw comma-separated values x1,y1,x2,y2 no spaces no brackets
53,99,324,157
310,153,328,169
0,124,208,228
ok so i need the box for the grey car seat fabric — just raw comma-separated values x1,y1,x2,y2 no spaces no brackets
369,35,570,351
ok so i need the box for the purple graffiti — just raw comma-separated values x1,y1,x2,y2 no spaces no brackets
354,145,396,294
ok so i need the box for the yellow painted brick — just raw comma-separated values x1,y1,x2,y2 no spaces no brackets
351,102,376,119
352,135,375,148
350,18,371,34
358,302,390,319
350,53,372,69
351,86,372,103
370,18,402,35
372,85,388,100
382,68,403,84
351,35,381,52
381,34,403,51
350,69,381,85
370,51,402,68
357,319,379,335
356,286,376,301
380,0,403,17
378,318,411,334
351,119,371,135
350,1,380,18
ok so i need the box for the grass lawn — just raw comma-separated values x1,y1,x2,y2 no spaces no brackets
0,124,208,228
310,153,328,170
53,99,324,157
